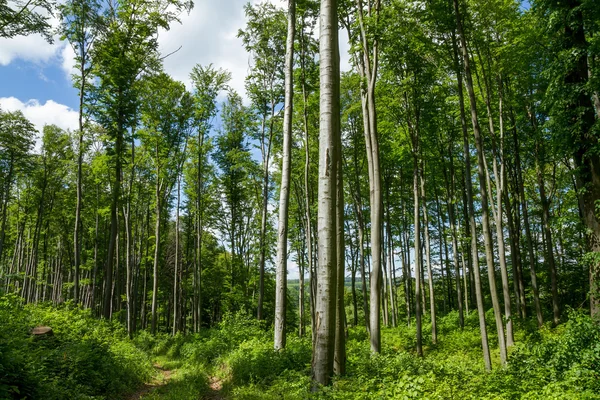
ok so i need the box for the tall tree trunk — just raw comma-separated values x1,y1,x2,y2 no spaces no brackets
274,0,296,351
124,138,136,336
442,137,464,327
73,54,85,305
451,18,491,370
334,122,346,375
348,225,358,326
151,168,161,334
512,117,543,327
104,113,124,320
413,148,423,356
312,0,339,386
420,163,436,344
195,128,207,333
299,17,316,342
454,0,507,365
354,0,383,354
349,138,369,330
173,173,181,336
385,184,397,327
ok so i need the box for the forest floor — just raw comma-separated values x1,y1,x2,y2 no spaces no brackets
2,300,599,400
127,363,174,400
126,311,600,399
130,356,226,400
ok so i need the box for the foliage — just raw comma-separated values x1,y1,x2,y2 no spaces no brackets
2,302,598,399
187,311,600,399
0,0,53,40
0,294,153,399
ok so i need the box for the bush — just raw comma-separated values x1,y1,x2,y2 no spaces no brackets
0,295,153,399
224,336,311,385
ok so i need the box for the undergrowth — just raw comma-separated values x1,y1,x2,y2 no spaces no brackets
2,296,599,400
148,309,600,399
0,294,152,399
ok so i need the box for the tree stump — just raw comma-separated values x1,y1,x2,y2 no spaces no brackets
31,326,53,337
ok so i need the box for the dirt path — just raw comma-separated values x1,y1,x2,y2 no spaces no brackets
202,375,224,400
127,363,173,400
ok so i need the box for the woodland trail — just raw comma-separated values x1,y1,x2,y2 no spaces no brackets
203,375,225,400
127,363,173,400
127,362,225,400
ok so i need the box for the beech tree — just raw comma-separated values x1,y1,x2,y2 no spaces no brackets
59,0,102,306
343,0,384,353
274,0,296,351
89,0,192,319
312,0,342,386
238,2,286,321
188,64,231,331
0,110,35,267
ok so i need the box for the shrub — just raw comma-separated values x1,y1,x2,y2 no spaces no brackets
0,295,153,399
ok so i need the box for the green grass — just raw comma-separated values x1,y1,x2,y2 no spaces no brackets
0,294,153,399
2,295,599,399
142,309,600,399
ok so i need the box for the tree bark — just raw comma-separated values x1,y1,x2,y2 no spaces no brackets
173,173,181,336
103,112,123,320
454,0,506,365
334,120,346,375
312,0,340,386
274,0,296,351
151,160,161,334
413,147,423,356
451,13,491,370
354,0,383,354
299,18,316,341
420,163,436,344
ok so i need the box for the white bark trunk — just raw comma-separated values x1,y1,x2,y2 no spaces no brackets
274,0,296,351
312,0,339,386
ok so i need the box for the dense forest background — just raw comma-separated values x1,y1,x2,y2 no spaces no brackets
1,0,600,398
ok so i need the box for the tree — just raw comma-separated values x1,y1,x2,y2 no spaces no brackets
59,0,102,306
312,0,342,386
238,2,286,321
274,0,296,351
0,110,35,266
0,0,53,40
188,64,231,331
536,0,600,320
89,0,192,320
344,0,383,353
214,91,258,311
138,72,192,334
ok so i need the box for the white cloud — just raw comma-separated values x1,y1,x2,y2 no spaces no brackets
157,0,253,100
1,0,353,107
0,97,79,152
60,43,78,80
0,8,67,67
157,0,298,102
0,33,61,66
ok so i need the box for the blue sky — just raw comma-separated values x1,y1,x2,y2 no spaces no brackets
1,58,78,108
0,0,278,137
0,0,354,141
